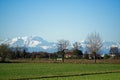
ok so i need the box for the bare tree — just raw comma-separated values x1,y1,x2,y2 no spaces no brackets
73,42,81,50
86,32,102,63
73,42,83,59
57,39,70,62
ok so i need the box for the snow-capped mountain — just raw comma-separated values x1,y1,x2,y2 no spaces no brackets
0,36,119,53
80,40,120,54
0,36,57,53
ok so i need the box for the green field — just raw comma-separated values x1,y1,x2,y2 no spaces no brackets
40,73,120,80
0,63,120,80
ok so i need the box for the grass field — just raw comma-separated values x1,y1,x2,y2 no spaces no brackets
0,63,120,80
40,73,120,80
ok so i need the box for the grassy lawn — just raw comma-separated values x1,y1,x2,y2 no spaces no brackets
0,63,120,80
40,73,120,80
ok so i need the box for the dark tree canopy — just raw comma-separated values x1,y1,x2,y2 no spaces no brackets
109,46,119,59
110,46,118,54
73,49,83,59
0,44,10,62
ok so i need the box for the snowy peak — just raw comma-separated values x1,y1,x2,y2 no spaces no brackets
80,40,120,54
7,36,50,47
0,36,57,53
0,36,119,53
29,40,41,47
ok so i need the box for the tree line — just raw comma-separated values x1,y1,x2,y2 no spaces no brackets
0,32,120,63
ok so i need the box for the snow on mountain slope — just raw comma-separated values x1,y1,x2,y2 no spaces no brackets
29,40,41,47
0,36,119,53
80,40,120,54
0,36,57,53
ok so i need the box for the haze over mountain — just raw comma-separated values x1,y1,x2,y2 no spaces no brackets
0,36,119,54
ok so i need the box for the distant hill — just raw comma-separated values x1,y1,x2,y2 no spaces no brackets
0,36,57,53
0,36,119,53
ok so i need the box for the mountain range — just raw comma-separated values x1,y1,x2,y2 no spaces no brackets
0,36,119,54
0,36,57,53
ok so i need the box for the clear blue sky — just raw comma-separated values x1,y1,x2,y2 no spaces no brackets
0,0,120,42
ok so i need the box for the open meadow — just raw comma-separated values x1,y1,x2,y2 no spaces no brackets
0,62,120,80
40,73,120,80
1,0,120,79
